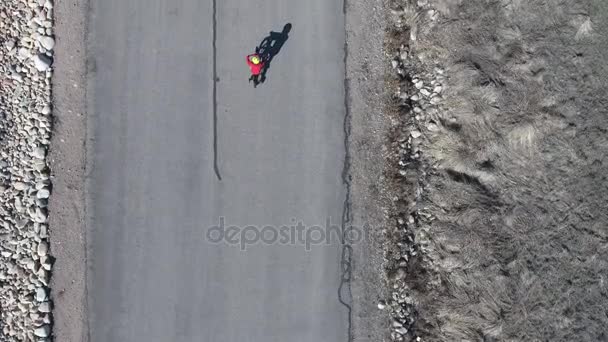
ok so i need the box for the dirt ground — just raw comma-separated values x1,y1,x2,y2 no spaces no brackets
346,0,393,340
48,0,88,341
391,0,608,341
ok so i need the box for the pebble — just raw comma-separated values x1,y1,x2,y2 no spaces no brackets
414,80,424,89
32,54,52,72
37,241,48,257
420,89,431,97
35,288,46,302
14,182,28,191
410,130,422,139
37,36,55,50
38,302,51,313
33,147,46,159
33,325,50,338
41,256,52,271
5,39,16,50
433,86,442,93
396,327,408,335
40,105,51,115
19,48,32,60
36,188,50,199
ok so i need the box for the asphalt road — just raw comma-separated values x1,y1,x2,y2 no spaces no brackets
86,0,349,341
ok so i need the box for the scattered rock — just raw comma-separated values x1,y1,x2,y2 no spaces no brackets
36,188,50,199
411,130,422,139
38,302,51,313
19,48,32,60
38,36,55,51
33,147,46,159
5,39,16,50
32,54,52,72
14,182,28,191
35,288,47,302
389,268,407,281
426,122,439,132
40,105,51,115
396,327,408,335
37,241,48,257
33,325,50,338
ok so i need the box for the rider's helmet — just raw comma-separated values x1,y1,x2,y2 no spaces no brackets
250,55,261,65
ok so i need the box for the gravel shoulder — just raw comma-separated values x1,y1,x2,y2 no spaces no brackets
0,1,56,340
345,0,393,341
48,0,88,341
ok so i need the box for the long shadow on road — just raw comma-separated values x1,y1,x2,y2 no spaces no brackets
254,23,292,86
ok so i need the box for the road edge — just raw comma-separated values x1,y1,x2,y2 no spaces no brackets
345,0,392,341
48,0,88,341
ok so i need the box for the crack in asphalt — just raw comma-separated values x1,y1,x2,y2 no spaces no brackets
212,0,221,181
339,80,354,342
338,0,353,340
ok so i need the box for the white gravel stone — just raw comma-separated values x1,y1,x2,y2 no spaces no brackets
32,54,52,72
40,105,51,115
33,147,46,159
410,130,422,139
14,182,28,191
37,241,48,257
35,288,47,302
36,188,50,199
38,302,51,313
19,48,32,60
33,325,50,338
38,36,55,51
396,327,408,335
5,39,16,50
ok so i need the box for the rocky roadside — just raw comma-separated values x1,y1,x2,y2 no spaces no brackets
0,0,54,340
381,0,443,341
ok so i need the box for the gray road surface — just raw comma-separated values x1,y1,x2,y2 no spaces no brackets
86,0,349,341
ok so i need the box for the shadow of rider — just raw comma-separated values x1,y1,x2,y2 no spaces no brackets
255,23,292,84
